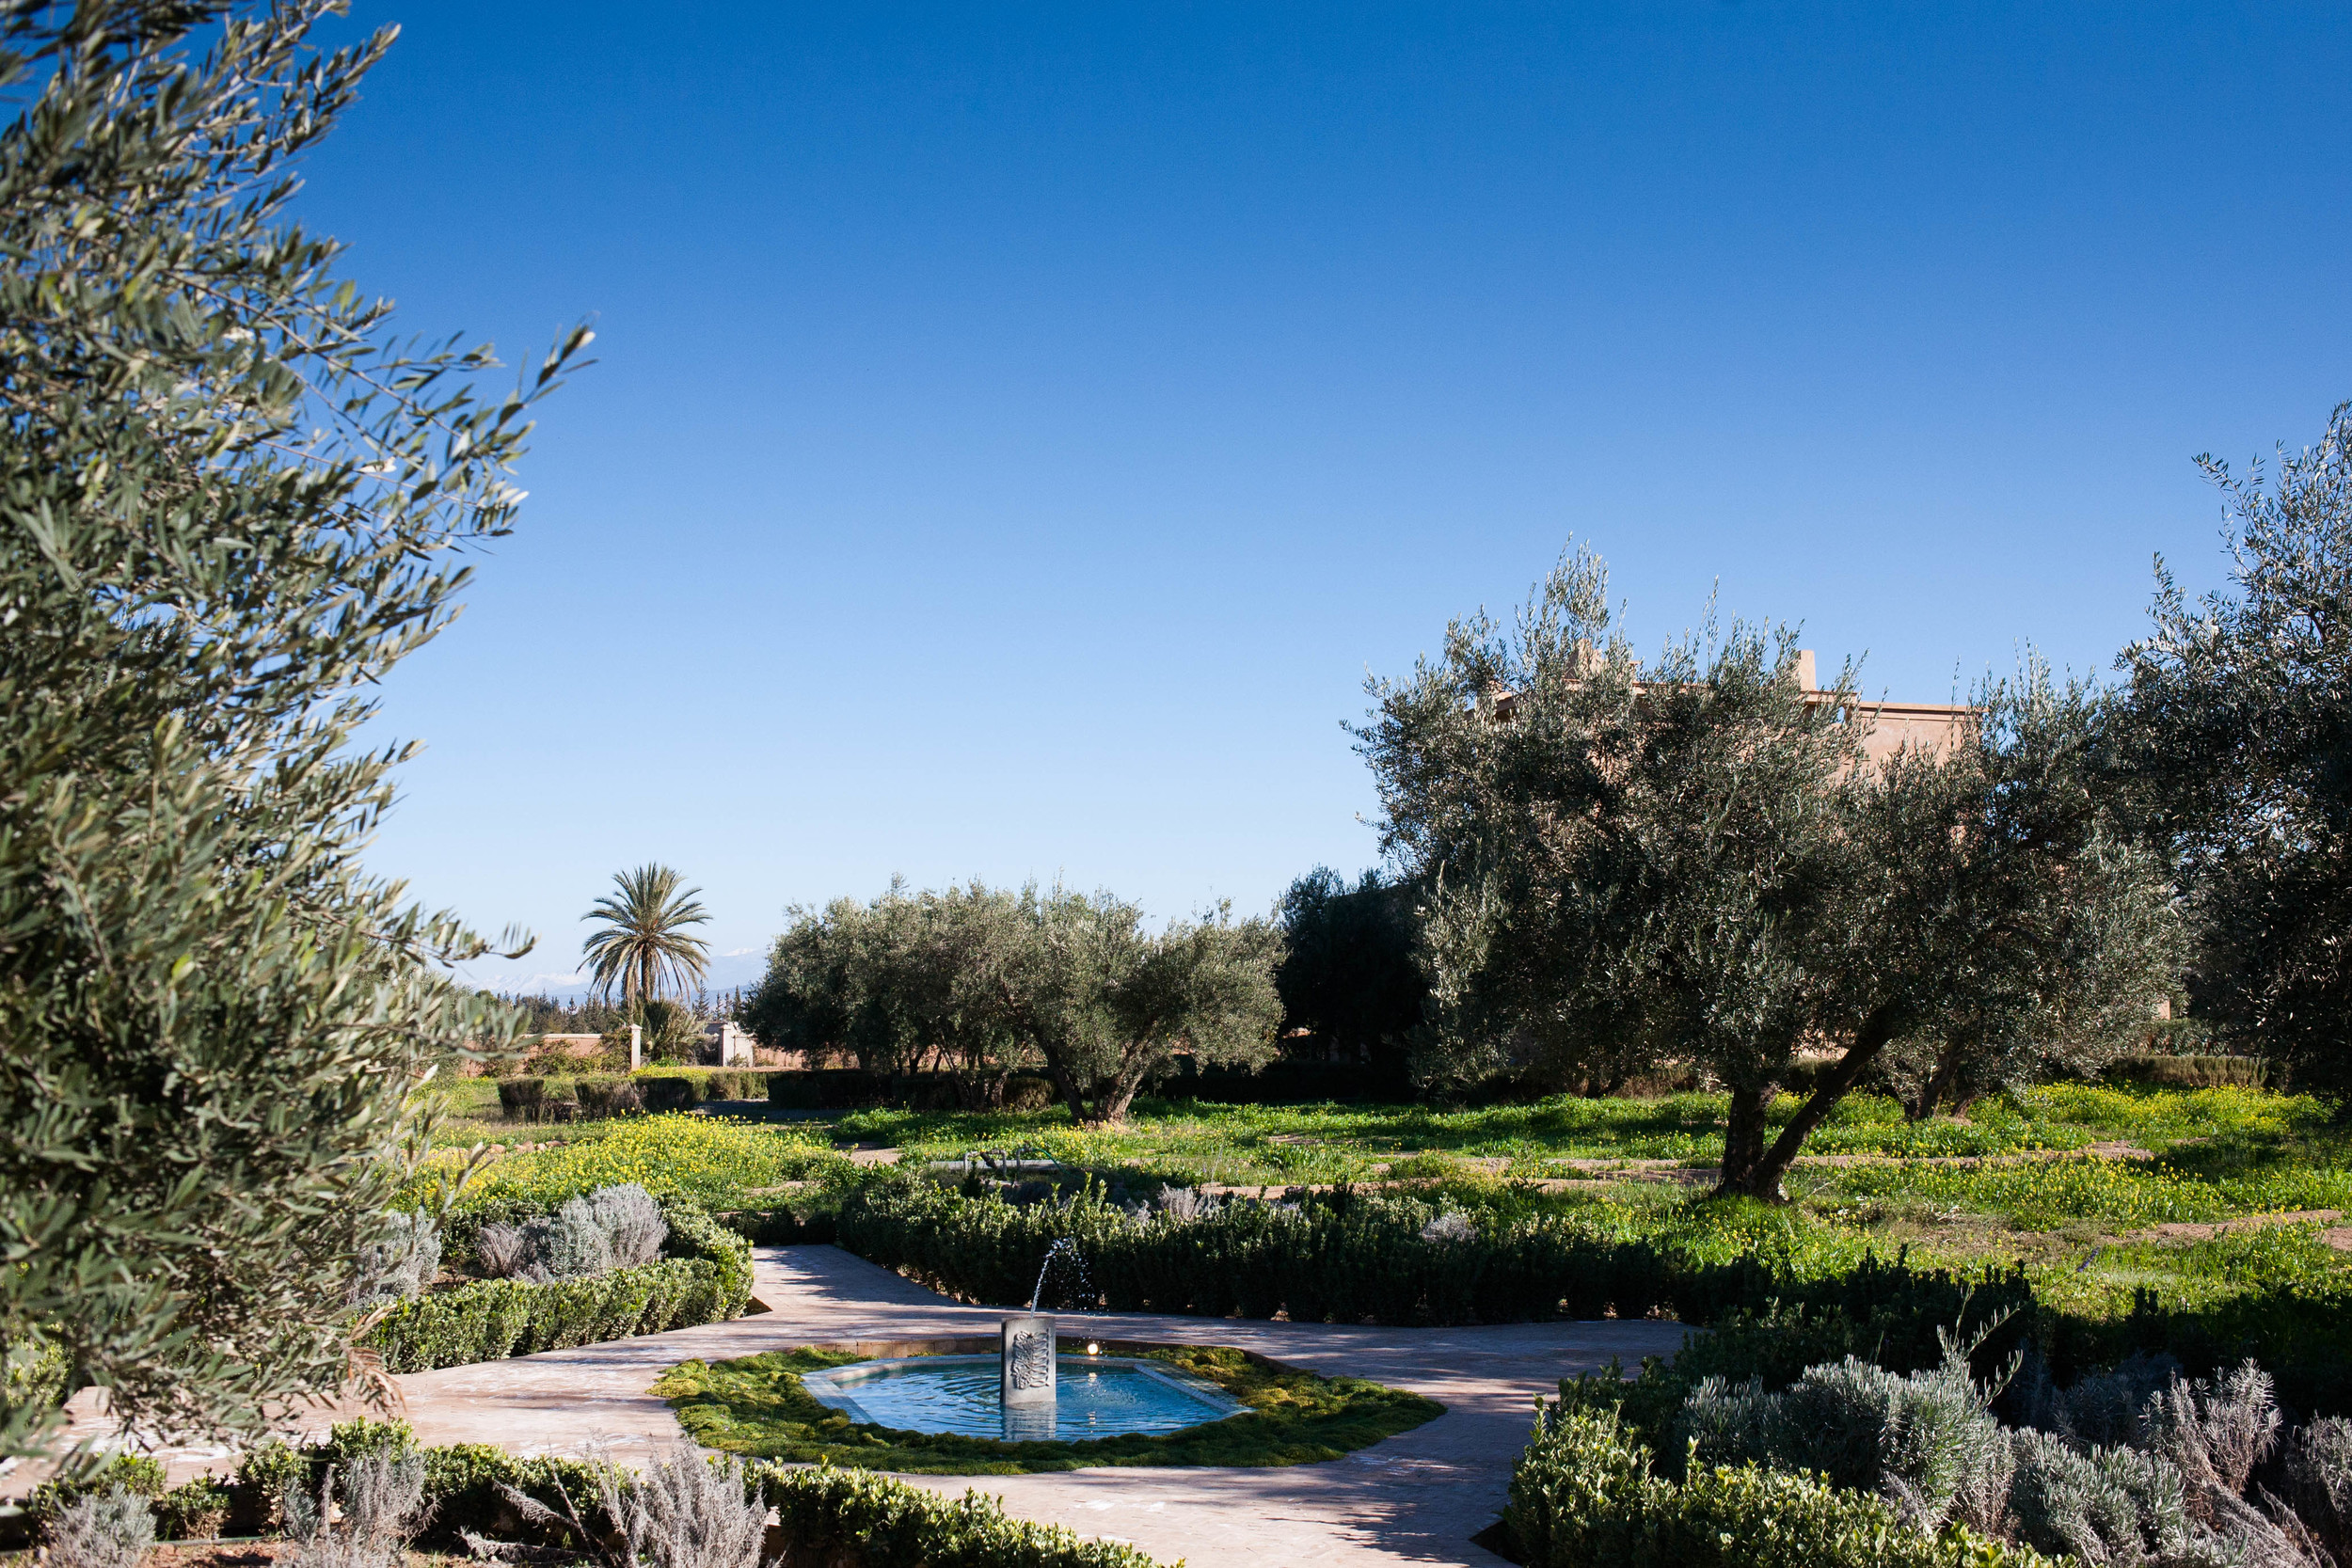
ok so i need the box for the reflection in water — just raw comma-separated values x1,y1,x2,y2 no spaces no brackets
1001,1401,1058,1443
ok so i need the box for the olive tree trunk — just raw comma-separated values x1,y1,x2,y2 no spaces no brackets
1713,1009,1902,1203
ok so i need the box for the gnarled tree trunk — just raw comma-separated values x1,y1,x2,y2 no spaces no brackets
1714,1008,1903,1203
1717,1083,1776,1196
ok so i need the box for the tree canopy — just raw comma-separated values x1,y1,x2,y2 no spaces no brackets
0,0,584,1458
2117,402,2352,1098
1358,545,2179,1199
741,879,1283,1122
1271,867,1426,1086
580,863,713,1007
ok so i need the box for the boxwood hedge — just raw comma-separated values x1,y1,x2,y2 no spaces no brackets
1503,1405,2053,1568
359,1198,752,1372
223,1418,1166,1568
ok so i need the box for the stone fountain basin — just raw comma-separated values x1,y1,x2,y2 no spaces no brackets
799,1343,1246,1443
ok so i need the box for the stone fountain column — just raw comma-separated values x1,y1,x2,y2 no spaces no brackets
1001,1313,1056,1412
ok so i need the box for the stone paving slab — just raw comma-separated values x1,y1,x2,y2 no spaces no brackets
11,1247,1691,1568
383,1247,1686,1566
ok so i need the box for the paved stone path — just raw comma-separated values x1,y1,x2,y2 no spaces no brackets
403,1247,1688,1566
11,1247,1686,1565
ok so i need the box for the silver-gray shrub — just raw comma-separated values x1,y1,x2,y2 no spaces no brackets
1677,1373,1777,1467
43,1486,155,1568
1153,1184,1216,1222
347,1211,442,1307
483,1442,769,1568
475,1221,529,1280
1677,1353,2009,1529
2008,1429,2200,1566
525,1200,616,1281
2053,1353,2181,1450
2143,1360,2281,1504
1418,1211,1474,1244
587,1184,668,1269
475,1184,668,1282
284,1452,429,1568
2283,1416,2352,1555
628,1447,770,1568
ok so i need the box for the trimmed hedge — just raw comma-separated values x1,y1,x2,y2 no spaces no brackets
766,1069,1056,1111
831,1175,2033,1333
2103,1052,2267,1088
754,1462,1166,1567
360,1198,753,1372
494,1070,772,1121
827,1176,2352,1406
1503,1405,2052,1568
202,1419,1167,1567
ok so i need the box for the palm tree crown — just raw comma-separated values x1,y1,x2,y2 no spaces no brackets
581,863,712,1006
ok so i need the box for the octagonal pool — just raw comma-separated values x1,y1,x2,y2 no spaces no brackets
800,1354,1245,1444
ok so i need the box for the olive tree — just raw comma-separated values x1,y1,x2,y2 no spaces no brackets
1272,866,1426,1081
742,879,1052,1086
1359,546,2179,1200
0,1,585,1458
1034,892,1285,1124
743,879,1283,1122
2116,401,2352,1096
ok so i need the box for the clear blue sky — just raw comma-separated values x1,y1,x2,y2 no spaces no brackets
298,2,2352,994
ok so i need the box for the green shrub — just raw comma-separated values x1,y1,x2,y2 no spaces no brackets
212,1425,1169,1563
752,1462,1167,1567
573,1076,645,1117
26,1452,167,1524
1502,1406,2051,1568
151,1477,230,1540
2106,1053,2267,1088
641,1075,697,1114
360,1197,752,1372
1005,1074,1057,1111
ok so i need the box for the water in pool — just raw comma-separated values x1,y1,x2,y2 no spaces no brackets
802,1354,1242,1444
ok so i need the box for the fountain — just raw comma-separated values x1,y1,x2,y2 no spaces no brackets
1000,1238,1083,1416
1000,1311,1055,1411
797,1239,1240,1443
799,1346,1241,1442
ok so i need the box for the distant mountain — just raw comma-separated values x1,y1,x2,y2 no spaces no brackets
459,946,770,1002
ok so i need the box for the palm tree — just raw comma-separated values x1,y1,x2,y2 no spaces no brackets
581,864,712,1007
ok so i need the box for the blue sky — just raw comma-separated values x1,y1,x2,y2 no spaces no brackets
298,2,2352,994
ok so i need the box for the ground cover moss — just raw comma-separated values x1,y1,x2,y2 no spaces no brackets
654,1344,1442,1474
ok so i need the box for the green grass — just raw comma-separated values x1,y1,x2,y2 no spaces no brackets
655,1344,1443,1474
823,1083,2312,1184
399,1115,846,1212
406,1078,2352,1348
